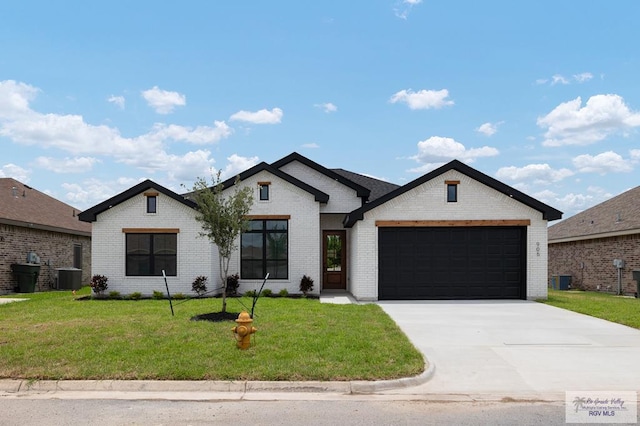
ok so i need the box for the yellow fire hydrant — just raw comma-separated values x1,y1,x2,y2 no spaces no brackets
232,311,257,349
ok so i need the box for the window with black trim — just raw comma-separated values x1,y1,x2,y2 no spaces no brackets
146,195,157,213
259,183,270,201
126,233,177,276
447,183,458,202
241,220,288,279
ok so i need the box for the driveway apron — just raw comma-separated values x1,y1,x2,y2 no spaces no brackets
377,300,640,396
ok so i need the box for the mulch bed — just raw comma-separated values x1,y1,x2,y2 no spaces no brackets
190,312,240,322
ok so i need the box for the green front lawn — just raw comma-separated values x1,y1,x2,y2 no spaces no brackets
541,290,640,329
0,288,424,381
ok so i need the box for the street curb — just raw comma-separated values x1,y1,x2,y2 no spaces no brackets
0,360,434,396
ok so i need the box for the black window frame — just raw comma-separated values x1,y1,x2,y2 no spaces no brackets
259,184,269,201
146,195,157,213
241,219,288,279
447,183,458,203
126,233,177,276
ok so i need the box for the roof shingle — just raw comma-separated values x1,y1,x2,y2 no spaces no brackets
0,178,91,235
548,185,640,241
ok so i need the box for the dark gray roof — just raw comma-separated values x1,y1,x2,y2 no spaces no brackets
330,169,400,202
548,185,640,241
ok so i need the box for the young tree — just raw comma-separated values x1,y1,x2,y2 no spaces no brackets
191,172,254,313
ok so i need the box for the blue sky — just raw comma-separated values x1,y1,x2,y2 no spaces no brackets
1,1,639,220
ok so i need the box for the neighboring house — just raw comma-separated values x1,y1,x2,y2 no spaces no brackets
548,185,640,295
79,152,562,301
0,178,92,294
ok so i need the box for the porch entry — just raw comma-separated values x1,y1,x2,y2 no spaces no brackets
322,230,346,290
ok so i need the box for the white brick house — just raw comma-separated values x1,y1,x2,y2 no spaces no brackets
79,153,562,300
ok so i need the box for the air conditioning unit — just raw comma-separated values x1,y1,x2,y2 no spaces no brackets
56,268,82,290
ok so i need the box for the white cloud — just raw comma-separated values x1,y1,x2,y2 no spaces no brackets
551,74,570,85
0,163,31,182
573,72,593,83
408,136,499,172
538,94,640,146
314,102,337,113
301,143,319,149
34,156,100,173
107,95,125,109
0,80,232,182
394,0,422,19
572,151,633,174
537,72,594,86
476,122,502,136
390,89,454,110
230,107,283,124
219,154,260,179
630,149,640,161
0,80,39,119
495,163,574,185
150,121,232,144
141,86,186,114
62,177,143,207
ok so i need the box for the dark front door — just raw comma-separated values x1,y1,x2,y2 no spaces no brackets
323,230,346,290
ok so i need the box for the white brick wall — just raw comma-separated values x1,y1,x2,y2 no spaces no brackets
348,170,550,300
91,190,212,297
279,161,362,213
222,170,322,295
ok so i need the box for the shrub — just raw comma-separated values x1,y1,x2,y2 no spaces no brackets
244,290,257,297
226,273,240,296
129,292,142,301
108,291,121,300
278,288,289,297
300,275,314,295
152,290,165,300
191,276,208,296
90,274,109,295
172,293,186,300
261,288,273,297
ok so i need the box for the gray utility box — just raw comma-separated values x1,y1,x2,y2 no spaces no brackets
56,268,82,290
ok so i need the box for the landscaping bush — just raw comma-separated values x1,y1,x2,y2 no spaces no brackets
244,290,257,297
90,274,109,296
152,290,165,300
108,291,121,300
226,273,240,296
172,293,186,300
191,276,208,296
278,288,289,297
129,292,142,301
300,275,314,295
261,288,273,297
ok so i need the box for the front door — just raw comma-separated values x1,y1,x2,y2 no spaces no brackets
323,230,346,290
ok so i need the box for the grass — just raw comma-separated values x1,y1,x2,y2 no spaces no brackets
0,287,424,381
541,290,640,329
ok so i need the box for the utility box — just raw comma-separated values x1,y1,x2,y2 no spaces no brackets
633,271,640,298
558,275,572,290
11,263,40,293
56,268,82,290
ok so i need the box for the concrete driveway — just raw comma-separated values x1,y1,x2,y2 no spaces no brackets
377,300,640,398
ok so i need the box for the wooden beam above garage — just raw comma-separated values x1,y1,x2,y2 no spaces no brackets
375,220,531,227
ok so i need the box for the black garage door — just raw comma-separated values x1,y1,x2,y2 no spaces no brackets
378,227,526,300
